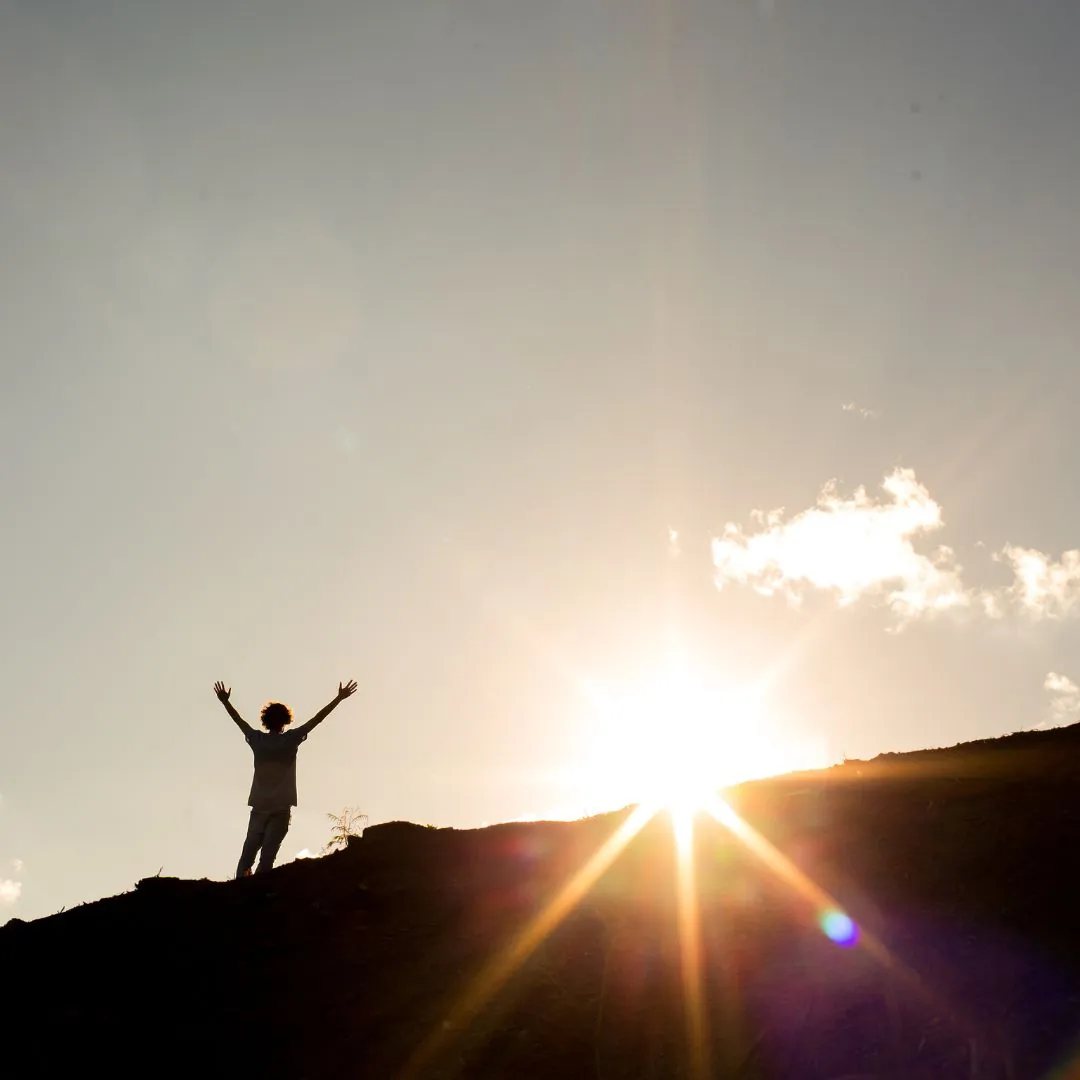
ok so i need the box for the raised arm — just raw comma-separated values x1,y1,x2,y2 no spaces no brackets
294,680,358,738
214,681,253,735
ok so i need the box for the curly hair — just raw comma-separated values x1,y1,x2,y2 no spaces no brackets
260,701,293,733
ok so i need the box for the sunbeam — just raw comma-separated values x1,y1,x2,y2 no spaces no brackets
703,794,890,964
673,810,708,1079
403,784,984,1079
400,803,656,1079
699,792,997,1059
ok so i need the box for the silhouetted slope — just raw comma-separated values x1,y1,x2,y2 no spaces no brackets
5,725,1080,1078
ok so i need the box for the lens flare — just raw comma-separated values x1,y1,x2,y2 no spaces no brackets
819,908,858,947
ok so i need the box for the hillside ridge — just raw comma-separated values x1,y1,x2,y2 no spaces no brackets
5,723,1080,1078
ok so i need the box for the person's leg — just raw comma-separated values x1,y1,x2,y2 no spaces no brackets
236,810,267,879
255,809,292,873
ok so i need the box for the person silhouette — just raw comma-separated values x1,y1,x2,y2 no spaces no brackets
214,679,358,878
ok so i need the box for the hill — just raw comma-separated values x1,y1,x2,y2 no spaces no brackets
5,725,1080,1078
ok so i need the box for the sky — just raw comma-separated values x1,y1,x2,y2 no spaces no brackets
4,0,1080,923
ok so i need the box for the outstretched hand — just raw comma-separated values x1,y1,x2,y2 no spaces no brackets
214,681,231,703
337,679,358,701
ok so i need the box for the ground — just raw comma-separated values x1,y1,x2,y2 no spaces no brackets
4,725,1080,1078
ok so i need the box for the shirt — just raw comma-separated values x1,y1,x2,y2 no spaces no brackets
244,728,309,810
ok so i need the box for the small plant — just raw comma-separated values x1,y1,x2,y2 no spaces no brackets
325,807,368,853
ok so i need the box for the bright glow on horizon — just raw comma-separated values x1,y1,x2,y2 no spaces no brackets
572,664,831,816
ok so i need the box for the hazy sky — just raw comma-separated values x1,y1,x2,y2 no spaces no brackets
4,0,1080,922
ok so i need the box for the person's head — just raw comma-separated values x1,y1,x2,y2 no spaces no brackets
260,701,293,734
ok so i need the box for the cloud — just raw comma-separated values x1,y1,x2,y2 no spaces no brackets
711,467,1080,631
995,546,1080,620
0,879,21,904
712,469,970,619
842,401,880,420
11,859,23,874
1043,672,1080,728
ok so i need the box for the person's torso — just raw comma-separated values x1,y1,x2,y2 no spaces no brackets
247,730,306,809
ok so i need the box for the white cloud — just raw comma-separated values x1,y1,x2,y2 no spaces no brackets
712,469,970,620
11,858,23,874
668,528,681,558
711,468,1080,631
842,401,880,420
1043,672,1080,728
1045,671,1078,696
995,546,1080,620
0,879,21,904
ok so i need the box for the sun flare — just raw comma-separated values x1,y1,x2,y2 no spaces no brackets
409,667,854,1079
574,664,829,816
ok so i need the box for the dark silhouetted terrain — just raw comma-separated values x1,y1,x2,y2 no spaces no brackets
5,725,1080,1078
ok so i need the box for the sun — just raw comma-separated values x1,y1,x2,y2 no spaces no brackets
573,663,827,818
405,664,857,1079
